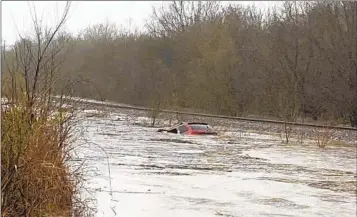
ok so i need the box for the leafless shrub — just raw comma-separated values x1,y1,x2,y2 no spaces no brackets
296,129,307,144
280,123,294,144
313,127,333,148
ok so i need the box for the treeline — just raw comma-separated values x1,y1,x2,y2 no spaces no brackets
3,1,357,126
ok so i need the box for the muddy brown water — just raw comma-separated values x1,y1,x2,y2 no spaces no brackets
73,110,356,217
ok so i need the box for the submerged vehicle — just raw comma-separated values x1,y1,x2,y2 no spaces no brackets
157,122,218,135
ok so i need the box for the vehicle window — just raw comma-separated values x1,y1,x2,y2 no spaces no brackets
189,124,213,132
178,125,188,133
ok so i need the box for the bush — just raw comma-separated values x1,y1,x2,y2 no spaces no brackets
1,2,91,215
1,98,89,216
313,127,332,148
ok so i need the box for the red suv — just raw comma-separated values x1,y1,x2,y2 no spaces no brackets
157,122,217,135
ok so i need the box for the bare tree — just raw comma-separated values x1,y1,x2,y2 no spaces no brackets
21,1,355,128
146,0,220,37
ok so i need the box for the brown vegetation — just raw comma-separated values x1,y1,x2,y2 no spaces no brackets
1,2,90,216
313,127,333,148
3,1,356,127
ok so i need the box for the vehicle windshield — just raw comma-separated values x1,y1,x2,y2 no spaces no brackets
189,124,214,132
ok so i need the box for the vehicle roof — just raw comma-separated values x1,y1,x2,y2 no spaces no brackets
179,122,210,125
188,122,209,125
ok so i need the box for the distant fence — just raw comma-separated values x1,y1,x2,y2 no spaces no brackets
52,96,357,131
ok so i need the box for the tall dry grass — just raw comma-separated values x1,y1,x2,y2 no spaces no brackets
1,96,90,217
1,2,92,216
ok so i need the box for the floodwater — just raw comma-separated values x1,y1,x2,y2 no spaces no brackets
73,110,356,217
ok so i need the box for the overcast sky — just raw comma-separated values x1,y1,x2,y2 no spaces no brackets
2,1,282,45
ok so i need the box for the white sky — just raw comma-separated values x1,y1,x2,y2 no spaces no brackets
2,1,282,45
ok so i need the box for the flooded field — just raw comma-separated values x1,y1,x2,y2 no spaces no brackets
72,109,356,217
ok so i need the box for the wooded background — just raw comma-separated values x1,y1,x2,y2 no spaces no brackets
2,1,357,126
